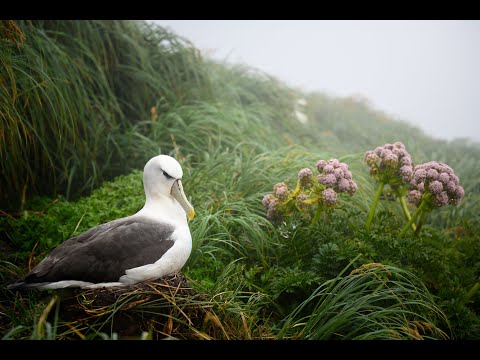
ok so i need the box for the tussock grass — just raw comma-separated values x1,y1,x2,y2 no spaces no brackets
0,20,209,209
277,260,450,340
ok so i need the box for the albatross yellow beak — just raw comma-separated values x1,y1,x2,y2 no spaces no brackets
171,179,195,221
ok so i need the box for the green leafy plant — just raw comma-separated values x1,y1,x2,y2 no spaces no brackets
363,142,414,230
262,158,357,226
399,161,465,237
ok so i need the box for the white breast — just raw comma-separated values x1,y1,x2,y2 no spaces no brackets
118,224,192,285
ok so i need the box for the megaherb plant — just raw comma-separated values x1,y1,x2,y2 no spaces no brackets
260,143,475,338
399,161,465,237
363,142,414,231
262,158,358,225
361,142,465,237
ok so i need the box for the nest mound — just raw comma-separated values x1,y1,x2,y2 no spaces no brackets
56,274,210,339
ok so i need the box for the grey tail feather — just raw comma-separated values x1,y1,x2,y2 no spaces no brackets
7,282,26,290
7,281,43,290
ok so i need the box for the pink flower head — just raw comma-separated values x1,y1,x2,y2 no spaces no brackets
392,147,405,157
338,163,349,172
417,182,425,193
273,182,289,200
410,160,464,207
334,168,345,180
446,181,457,194
428,180,443,195
266,198,281,220
383,153,399,167
437,172,450,185
414,168,427,182
426,169,439,181
399,165,414,182
393,142,405,149
455,185,465,199
348,180,358,195
408,190,423,206
262,194,274,209
322,188,337,206
451,186,464,205
435,162,453,175
338,178,350,192
451,175,460,185
329,159,340,168
343,170,353,180
323,164,335,174
298,168,314,188
380,148,393,158
318,173,336,187
433,191,449,207
316,160,327,172
400,156,412,166
364,152,379,166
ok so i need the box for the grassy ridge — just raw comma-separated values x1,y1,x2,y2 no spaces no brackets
0,20,213,209
1,20,480,339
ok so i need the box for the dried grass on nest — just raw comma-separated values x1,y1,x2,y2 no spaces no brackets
55,274,212,339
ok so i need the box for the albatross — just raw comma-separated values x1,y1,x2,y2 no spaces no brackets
7,155,194,290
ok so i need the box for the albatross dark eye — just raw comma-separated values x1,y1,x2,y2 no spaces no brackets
163,170,173,179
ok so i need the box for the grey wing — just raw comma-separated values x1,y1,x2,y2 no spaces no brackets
20,217,176,284
24,218,128,278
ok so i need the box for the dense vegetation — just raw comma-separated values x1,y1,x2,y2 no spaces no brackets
1,20,479,340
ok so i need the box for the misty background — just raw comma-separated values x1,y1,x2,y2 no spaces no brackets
148,20,480,143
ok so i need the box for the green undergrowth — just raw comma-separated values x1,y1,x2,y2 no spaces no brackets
2,147,480,339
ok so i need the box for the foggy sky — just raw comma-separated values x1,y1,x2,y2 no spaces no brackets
149,20,480,143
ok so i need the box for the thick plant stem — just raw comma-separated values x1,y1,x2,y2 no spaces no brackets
399,199,429,237
311,204,323,227
399,195,416,232
366,182,385,231
414,207,431,236
292,180,302,198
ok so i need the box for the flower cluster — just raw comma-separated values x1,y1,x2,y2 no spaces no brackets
262,182,291,221
298,168,314,188
262,158,357,223
364,142,416,231
398,160,465,237
364,142,414,184
408,161,464,207
316,159,358,204
262,193,280,221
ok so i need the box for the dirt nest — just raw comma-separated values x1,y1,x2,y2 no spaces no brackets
56,274,211,339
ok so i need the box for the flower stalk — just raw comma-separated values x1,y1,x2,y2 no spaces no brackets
399,195,416,232
363,142,414,231
399,197,429,237
366,181,384,231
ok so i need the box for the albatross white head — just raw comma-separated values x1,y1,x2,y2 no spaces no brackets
141,155,195,222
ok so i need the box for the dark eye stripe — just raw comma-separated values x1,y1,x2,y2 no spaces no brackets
163,170,173,179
